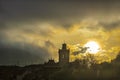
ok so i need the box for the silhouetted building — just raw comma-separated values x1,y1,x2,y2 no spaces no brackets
44,59,61,72
1,44,120,80
45,59,56,65
58,43,70,65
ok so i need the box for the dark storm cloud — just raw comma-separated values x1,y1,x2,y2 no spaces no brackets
0,1,6,29
45,40,55,48
0,0,120,65
1,0,120,29
0,47,37,66
0,41,51,66
100,20,120,30
0,22,5,29
22,25,55,37
0,0,5,14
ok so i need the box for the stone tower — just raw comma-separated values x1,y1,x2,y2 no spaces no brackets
58,43,70,65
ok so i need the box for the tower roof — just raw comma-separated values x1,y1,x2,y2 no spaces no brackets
62,43,67,49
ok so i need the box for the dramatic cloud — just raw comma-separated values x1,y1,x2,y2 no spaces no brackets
0,41,51,66
0,0,120,65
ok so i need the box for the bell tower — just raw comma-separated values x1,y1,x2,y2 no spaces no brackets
58,43,70,65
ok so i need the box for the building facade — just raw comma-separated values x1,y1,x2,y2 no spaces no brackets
58,43,70,65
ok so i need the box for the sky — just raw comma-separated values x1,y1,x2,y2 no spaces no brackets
0,0,120,66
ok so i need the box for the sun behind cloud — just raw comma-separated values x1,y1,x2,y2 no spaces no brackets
84,41,101,54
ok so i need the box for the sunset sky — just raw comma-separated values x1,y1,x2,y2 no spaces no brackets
0,0,120,66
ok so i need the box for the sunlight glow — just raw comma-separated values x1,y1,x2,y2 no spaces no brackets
84,41,100,54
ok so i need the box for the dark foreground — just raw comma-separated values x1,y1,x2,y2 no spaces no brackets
1,60,120,80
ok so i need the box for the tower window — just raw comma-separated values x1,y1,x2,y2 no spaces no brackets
62,55,64,58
